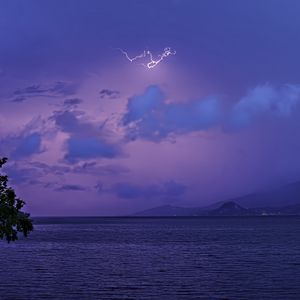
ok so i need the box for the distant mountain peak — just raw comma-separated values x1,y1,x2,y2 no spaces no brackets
219,201,244,210
208,201,250,216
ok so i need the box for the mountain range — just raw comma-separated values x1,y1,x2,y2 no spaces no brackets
134,180,300,216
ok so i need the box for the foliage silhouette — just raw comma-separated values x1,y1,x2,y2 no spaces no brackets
0,157,33,242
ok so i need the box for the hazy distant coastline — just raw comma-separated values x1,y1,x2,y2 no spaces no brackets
134,180,300,217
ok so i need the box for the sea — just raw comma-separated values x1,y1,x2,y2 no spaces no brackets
0,216,300,299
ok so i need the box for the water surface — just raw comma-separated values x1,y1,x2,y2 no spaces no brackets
1,217,300,299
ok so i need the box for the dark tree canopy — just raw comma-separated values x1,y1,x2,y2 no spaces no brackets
0,157,33,242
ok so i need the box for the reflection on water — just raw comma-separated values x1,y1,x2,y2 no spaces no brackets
1,217,300,299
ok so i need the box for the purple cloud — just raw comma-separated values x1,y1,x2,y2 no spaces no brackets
123,84,300,141
1,132,43,159
11,82,77,103
230,84,300,129
63,98,83,107
103,180,187,200
55,184,87,192
64,137,120,163
99,89,120,99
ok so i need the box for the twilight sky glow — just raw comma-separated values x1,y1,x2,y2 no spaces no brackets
1,0,300,216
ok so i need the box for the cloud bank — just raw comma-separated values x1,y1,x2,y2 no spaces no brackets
123,84,300,141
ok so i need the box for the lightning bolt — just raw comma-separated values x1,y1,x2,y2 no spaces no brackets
117,47,176,69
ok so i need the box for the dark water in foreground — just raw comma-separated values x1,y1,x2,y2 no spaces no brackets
1,217,300,299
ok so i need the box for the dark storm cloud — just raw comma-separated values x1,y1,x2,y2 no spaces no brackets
123,86,165,124
55,184,87,192
4,164,88,192
53,110,112,138
29,161,71,176
99,89,120,99
123,85,222,141
0,132,43,159
53,110,95,135
123,84,300,141
51,110,122,163
4,162,88,192
14,84,51,95
2,162,43,185
104,180,187,200
63,98,83,107
3,162,74,190
29,160,128,177
11,82,77,103
12,133,42,158
64,137,120,163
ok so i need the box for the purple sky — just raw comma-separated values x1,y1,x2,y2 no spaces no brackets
1,0,300,216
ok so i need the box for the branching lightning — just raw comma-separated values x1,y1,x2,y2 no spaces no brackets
117,47,176,69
